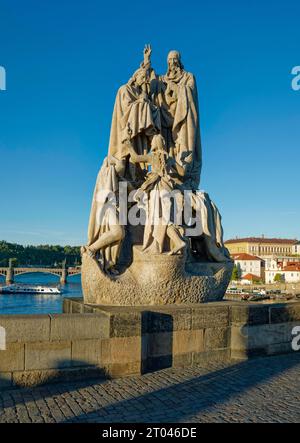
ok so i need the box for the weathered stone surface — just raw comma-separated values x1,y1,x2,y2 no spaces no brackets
147,332,173,357
270,303,300,324
230,304,270,326
143,311,178,334
50,313,110,341
71,339,102,367
145,356,173,372
144,308,192,332
192,304,229,329
106,361,141,377
136,329,203,361
82,252,233,305
247,323,297,348
68,300,83,313
109,310,142,337
252,323,296,347
0,343,24,372
172,352,193,368
25,341,72,370
12,367,107,388
0,315,50,342
100,339,110,366
204,327,230,350
1,300,299,388
62,298,72,313
231,322,298,359
102,336,141,364
63,298,95,314
173,330,204,355
192,349,231,365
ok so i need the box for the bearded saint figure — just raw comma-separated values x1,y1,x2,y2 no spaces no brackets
150,50,202,191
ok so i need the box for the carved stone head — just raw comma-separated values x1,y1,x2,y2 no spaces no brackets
129,67,149,87
167,50,184,75
151,134,166,153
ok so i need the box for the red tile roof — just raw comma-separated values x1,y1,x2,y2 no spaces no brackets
225,237,298,245
232,253,263,261
242,273,261,281
283,263,300,272
283,266,300,272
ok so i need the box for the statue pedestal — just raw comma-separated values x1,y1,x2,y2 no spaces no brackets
63,298,300,378
81,246,233,306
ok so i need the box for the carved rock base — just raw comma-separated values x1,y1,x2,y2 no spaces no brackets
81,246,233,305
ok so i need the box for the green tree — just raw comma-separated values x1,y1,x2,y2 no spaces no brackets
274,273,284,283
231,264,240,281
0,241,81,267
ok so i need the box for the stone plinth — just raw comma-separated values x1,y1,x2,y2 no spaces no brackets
1,299,298,388
82,246,233,305
64,298,232,374
64,298,300,374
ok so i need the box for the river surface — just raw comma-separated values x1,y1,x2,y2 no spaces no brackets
0,273,82,315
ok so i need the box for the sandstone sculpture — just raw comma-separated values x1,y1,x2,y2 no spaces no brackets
81,46,233,305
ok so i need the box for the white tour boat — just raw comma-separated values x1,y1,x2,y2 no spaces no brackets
0,284,61,295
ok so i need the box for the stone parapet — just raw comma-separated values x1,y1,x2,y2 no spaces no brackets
0,299,299,388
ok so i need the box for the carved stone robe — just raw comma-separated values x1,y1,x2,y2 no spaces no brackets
87,159,121,270
151,70,202,189
153,70,202,190
108,83,161,181
191,192,231,263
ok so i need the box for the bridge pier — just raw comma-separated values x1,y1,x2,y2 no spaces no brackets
6,268,14,284
60,268,68,285
6,260,14,284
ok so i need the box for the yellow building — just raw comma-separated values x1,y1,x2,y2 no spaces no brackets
225,237,299,257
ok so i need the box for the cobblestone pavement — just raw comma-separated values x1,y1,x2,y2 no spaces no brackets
0,353,300,423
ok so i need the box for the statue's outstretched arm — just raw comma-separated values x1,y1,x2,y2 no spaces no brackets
142,44,152,68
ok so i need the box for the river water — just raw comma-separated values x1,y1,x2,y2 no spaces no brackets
0,273,82,315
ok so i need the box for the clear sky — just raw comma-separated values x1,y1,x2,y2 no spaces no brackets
0,0,299,246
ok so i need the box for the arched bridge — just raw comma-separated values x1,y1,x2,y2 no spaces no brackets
0,266,81,284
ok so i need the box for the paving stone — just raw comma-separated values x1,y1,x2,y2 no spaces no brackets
0,353,299,423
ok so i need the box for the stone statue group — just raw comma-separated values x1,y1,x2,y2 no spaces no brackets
81,46,231,278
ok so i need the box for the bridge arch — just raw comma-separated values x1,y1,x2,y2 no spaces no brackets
14,270,62,277
0,267,81,284
67,272,81,277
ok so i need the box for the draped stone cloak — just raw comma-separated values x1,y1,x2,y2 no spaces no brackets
87,159,121,269
191,192,231,263
108,83,161,162
153,71,202,190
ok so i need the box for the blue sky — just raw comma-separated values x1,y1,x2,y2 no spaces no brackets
0,0,299,245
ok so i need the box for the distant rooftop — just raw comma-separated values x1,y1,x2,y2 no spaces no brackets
232,253,263,261
241,273,261,281
225,237,298,245
283,264,300,272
